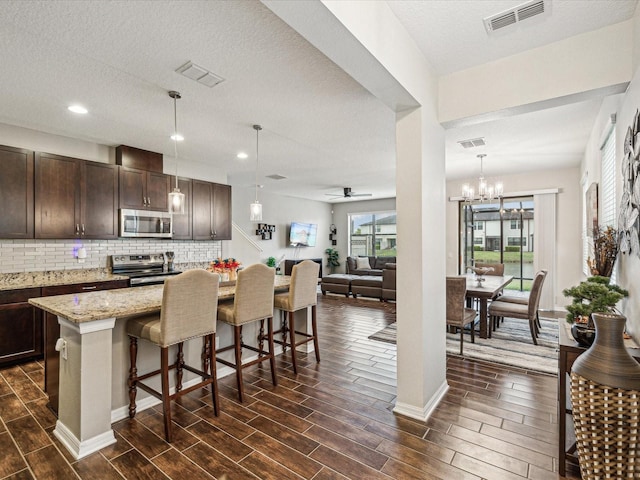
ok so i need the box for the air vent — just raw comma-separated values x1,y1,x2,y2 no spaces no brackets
484,0,547,34
266,174,287,180
176,61,225,88
458,137,486,149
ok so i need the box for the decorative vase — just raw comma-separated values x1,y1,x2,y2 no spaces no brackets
228,269,237,281
570,313,640,479
570,323,596,347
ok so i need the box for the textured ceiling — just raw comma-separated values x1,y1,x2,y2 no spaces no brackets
0,0,637,204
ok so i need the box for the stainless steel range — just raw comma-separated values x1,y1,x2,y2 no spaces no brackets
110,253,181,286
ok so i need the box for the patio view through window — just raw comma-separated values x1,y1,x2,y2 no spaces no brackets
349,212,397,257
460,196,534,291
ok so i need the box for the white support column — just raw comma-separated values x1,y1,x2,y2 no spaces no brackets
54,317,117,460
393,108,448,420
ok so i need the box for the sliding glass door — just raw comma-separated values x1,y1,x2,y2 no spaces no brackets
460,196,534,291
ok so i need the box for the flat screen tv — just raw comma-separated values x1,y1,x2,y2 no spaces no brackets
289,222,318,247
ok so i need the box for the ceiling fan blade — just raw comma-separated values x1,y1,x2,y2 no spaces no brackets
324,193,343,197
351,193,372,197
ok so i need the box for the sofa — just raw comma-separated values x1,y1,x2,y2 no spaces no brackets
346,256,396,276
321,262,396,302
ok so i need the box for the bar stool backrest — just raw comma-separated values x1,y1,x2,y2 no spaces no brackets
288,260,320,311
232,263,275,325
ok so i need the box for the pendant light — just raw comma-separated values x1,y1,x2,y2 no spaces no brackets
168,90,185,214
462,154,503,202
250,124,263,222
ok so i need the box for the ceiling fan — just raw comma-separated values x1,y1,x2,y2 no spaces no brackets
325,187,372,199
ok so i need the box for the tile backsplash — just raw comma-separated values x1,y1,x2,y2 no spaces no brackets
0,239,222,273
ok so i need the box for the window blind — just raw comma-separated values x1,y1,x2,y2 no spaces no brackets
600,129,616,229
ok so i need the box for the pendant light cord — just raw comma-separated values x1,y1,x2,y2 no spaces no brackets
173,95,179,190
253,124,262,202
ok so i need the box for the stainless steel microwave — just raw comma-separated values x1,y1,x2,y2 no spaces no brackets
119,209,172,238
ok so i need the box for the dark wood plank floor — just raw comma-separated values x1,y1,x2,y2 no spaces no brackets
0,294,581,479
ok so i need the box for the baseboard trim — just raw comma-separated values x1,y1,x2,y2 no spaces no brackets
392,380,449,421
53,420,116,460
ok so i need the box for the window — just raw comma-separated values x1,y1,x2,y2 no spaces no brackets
510,219,521,230
507,237,526,246
349,212,396,257
474,221,483,230
473,237,483,245
601,124,616,282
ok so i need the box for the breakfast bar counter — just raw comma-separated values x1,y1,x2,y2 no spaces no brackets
28,275,292,460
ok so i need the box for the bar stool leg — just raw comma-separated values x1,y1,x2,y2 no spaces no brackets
234,325,245,402
160,347,173,442
281,311,288,353
128,336,138,418
311,305,320,363
268,317,278,386
258,319,265,356
176,342,184,393
208,334,219,416
288,311,298,374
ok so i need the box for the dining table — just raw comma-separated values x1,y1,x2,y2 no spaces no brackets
464,273,513,339
27,275,292,460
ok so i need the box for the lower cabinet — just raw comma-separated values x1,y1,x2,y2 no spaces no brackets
0,288,43,367
42,279,129,414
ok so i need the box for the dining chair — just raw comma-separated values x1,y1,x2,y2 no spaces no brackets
272,260,320,374
447,276,478,355
488,270,546,345
216,263,276,402
496,269,548,332
126,269,220,442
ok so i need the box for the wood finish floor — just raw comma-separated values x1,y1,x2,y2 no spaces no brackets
0,294,581,479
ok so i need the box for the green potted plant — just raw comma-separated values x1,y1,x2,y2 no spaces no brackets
563,275,628,346
325,248,340,274
266,256,276,268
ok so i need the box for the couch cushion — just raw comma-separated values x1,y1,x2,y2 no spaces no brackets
346,256,357,273
356,257,372,270
374,257,396,269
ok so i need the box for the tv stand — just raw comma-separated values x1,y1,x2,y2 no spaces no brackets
284,258,322,278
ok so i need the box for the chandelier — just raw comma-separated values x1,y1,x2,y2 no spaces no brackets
462,154,503,202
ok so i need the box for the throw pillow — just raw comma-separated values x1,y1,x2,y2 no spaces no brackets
356,257,371,270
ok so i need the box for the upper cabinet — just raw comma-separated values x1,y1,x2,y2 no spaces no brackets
118,167,170,211
34,152,81,239
81,162,119,239
192,180,232,240
0,145,34,239
35,153,119,239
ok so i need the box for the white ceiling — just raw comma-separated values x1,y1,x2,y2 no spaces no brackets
0,0,637,203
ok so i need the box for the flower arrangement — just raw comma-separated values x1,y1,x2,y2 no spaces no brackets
207,257,241,280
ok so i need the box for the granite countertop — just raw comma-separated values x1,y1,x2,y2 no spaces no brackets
28,275,292,324
0,269,129,291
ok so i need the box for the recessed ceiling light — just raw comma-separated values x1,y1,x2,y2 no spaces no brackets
170,134,184,141
68,105,88,114
237,152,248,159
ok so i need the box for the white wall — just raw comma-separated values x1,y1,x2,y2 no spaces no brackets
228,185,333,271
439,20,633,125
446,167,581,308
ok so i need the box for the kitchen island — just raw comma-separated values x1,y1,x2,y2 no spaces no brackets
28,275,292,460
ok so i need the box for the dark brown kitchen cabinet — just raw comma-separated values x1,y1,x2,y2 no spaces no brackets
170,177,192,239
0,145,34,239
0,288,42,367
35,153,119,239
43,279,129,414
119,166,170,211
192,180,232,240
35,152,81,238
81,161,119,239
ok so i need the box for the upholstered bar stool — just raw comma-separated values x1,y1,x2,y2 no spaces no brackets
272,260,320,374
126,269,220,443
216,263,276,402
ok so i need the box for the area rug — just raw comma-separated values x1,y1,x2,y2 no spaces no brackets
368,316,559,375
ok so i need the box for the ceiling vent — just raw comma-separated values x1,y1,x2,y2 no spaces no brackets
176,61,225,88
266,174,287,180
457,137,486,149
483,0,547,34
